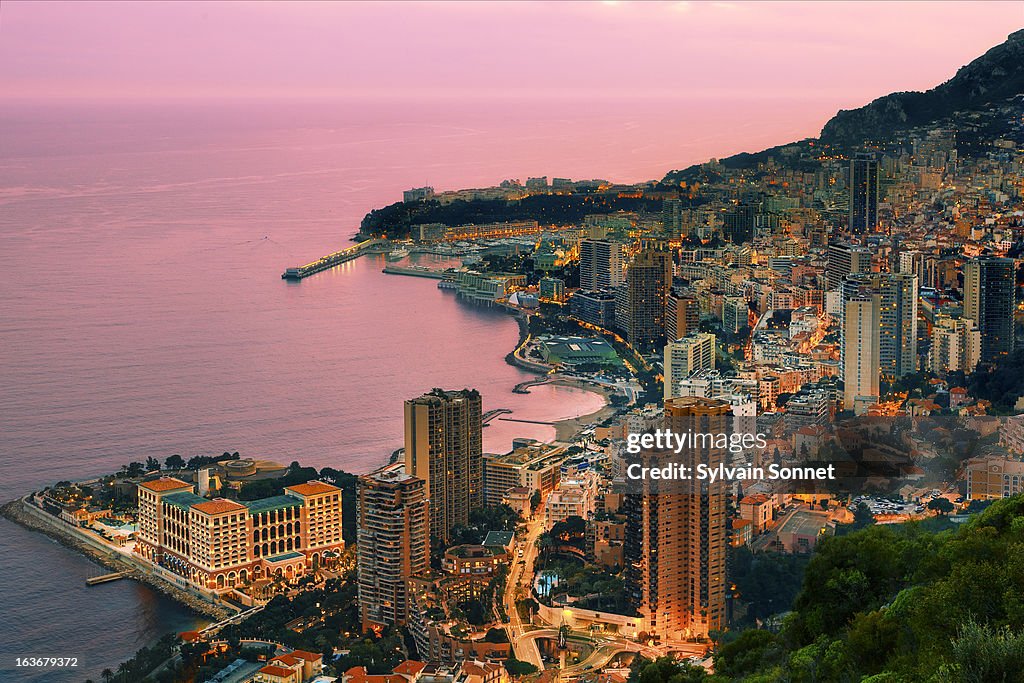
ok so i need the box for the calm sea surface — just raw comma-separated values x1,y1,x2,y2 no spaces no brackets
0,98,831,681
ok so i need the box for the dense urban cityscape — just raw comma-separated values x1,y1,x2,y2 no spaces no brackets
5,14,1024,683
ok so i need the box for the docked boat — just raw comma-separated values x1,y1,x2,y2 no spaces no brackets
386,246,410,261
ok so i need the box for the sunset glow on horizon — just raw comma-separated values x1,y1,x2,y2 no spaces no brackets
1,1,1020,106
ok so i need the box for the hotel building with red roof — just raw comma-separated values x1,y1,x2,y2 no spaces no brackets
135,477,343,591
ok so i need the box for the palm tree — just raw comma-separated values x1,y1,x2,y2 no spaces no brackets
101,670,114,683
535,534,553,566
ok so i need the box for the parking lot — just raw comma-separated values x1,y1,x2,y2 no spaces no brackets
850,486,964,515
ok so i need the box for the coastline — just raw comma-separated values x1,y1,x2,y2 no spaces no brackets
546,377,619,442
504,310,536,371
0,498,230,622
495,306,620,441
0,301,611,641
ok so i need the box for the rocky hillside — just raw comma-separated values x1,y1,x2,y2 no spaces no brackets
819,29,1024,148
663,29,1024,182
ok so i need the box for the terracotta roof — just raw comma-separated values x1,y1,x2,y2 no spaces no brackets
139,478,191,492
394,661,426,676
731,518,752,529
462,662,500,676
290,649,322,662
259,664,297,678
741,494,771,505
796,425,827,436
345,669,405,683
271,654,301,666
192,499,246,515
353,675,405,683
285,481,340,497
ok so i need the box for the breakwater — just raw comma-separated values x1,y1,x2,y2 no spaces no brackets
282,238,388,280
0,499,233,622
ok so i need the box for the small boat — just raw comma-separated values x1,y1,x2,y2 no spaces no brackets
387,247,410,261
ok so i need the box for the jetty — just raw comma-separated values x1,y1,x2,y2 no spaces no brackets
497,417,555,426
482,408,512,425
513,377,550,394
282,238,388,280
382,264,448,279
86,571,128,586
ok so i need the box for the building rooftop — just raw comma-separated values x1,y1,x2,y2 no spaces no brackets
243,494,302,515
484,443,561,468
366,463,417,484
394,661,426,676
345,666,408,683
541,336,620,365
483,531,515,548
259,665,298,678
272,653,303,667
289,650,323,662
192,499,247,515
285,481,340,497
139,477,191,492
740,494,772,505
163,491,207,511
777,510,829,538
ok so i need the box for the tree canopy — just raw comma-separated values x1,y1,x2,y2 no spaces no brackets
711,495,1024,682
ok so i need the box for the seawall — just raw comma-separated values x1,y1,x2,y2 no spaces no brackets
0,498,233,622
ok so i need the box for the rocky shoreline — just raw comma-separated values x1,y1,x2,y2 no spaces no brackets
0,498,232,622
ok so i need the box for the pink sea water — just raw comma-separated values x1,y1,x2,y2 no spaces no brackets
0,96,835,681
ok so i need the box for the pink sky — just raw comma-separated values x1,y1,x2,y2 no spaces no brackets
0,1,1020,105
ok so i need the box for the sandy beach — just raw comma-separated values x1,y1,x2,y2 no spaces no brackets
546,377,620,442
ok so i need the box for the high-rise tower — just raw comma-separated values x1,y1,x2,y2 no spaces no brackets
623,249,672,351
841,273,918,380
849,152,879,233
843,295,881,414
666,290,700,341
964,256,1015,363
664,333,717,400
826,241,871,291
625,396,730,640
357,464,430,631
579,239,625,291
404,388,483,543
